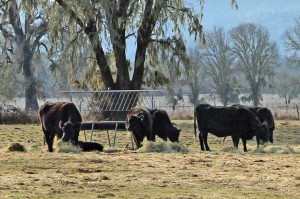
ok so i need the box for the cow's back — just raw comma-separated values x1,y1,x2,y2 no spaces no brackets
39,102,66,132
238,105,275,131
256,107,274,128
195,104,257,137
59,102,82,123
39,102,82,132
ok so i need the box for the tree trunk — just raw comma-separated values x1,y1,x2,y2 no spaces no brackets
252,91,259,106
25,79,39,111
22,41,39,111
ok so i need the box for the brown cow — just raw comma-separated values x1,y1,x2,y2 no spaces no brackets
39,102,82,152
125,107,153,148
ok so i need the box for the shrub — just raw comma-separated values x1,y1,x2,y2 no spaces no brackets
0,105,39,124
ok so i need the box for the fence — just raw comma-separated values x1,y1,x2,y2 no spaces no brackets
61,90,164,119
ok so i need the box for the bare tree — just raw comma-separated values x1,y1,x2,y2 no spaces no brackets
230,23,278,106
202,27,238,106
275,68,300,108
184,47,206,106
0,0,49,110
284,17,300,66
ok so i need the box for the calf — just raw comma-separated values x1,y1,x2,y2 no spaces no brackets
77,141,104,152
149,109,181,142
39,102,82,152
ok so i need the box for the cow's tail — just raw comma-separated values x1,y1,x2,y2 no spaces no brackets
194,107,197,143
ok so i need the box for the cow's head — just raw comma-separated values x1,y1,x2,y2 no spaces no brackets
126,113,147,148
167,127,181,142
59,121,81,143
252,121,269,143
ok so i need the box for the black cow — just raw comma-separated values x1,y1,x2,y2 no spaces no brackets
233,105,275,143
39,102,82,152
149,109,181,142
77,141,104,152
126,107,153,148
194,104,269,152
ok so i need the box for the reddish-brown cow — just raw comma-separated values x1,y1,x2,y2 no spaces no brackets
39,102,82,152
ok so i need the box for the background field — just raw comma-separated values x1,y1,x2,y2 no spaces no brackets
0,120,299,199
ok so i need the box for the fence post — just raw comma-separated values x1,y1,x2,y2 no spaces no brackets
296,104,299,119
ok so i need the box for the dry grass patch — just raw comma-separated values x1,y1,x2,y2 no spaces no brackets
0,120,299,198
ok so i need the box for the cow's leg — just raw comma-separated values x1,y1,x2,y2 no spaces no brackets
44,131,55,152
202,131,210,151
199,132,205,151
269,132,273,143
146,133,153,142
231,136,239,149
256,136,260,148
242,138,248,152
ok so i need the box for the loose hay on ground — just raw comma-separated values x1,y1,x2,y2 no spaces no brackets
56,140,82,153
103,147,121,153
252,145,300,154
136,141,189,153
7,142,27,152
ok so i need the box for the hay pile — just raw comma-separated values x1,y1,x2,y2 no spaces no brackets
56,140,82,153
252,145,300,154
136,141,189,153
7,142,27,152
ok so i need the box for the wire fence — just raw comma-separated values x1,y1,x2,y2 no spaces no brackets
1,92,299,120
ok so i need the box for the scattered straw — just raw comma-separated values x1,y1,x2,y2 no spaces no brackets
104,147,121,153
136,141,189,153
168,142,189,153
252,145,300,154
56,140,82,153
7,142,27,152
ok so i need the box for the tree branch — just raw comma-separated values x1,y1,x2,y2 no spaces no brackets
8,0,24,38
55,0,115,89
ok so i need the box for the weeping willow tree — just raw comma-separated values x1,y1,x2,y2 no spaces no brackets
48,0,237,91
0,0,49,110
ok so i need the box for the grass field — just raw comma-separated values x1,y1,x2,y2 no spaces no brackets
0,120,299,199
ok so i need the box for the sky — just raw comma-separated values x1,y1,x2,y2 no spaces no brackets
192,0,300,55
